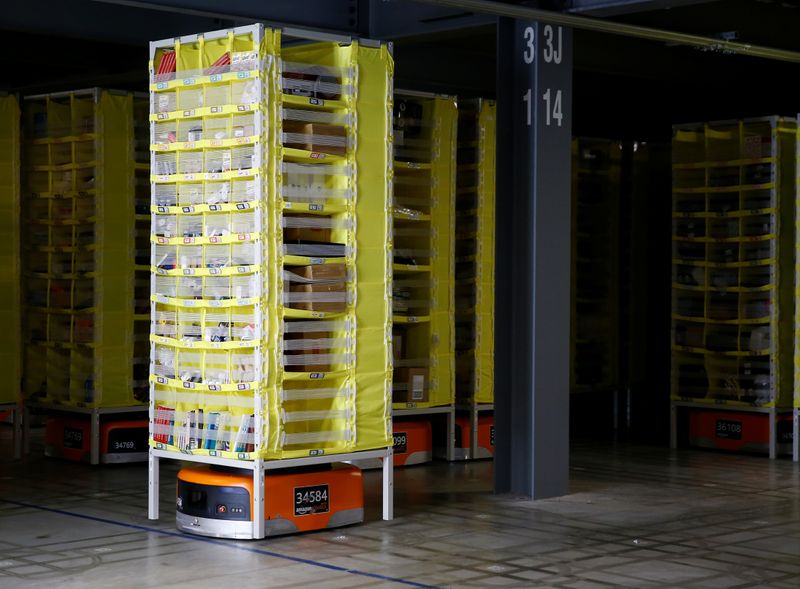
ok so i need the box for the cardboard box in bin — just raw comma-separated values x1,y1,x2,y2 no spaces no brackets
284,121,347,156
288,264,347,314
393,367,428,404
392,332,404,363
284,213,332,244
285,330,331,373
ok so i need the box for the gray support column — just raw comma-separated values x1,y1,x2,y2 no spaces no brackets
495,18,572,499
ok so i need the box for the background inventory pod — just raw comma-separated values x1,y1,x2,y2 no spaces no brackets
349,418,433,468
670,116,797,460
45,415,149,463
447,414,494,460
176,464,363,539
688,409,793,455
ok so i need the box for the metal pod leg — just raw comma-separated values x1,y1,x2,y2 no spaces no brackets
626,387,632,432
148,450,160,520
446,408,456,462
23,404,30,455
669,403,678,450
13,404,22,460
768,408,777,460
470,406,478,460
252,459,265,539
382,448,394,521
90,410,100,465
793,409,799,463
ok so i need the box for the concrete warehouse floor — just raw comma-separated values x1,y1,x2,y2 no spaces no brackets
0,429,799,589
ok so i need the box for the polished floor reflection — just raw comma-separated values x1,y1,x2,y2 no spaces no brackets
0,429,798,588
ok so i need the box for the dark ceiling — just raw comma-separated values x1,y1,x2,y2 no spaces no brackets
1,0,799,138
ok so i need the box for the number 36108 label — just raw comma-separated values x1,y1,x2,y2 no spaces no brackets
294,484,329,516
715,419,742,440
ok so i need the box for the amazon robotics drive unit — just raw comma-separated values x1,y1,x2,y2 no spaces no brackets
176,463,364,539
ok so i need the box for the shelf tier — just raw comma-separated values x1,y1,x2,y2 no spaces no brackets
149,69,260,91
392,315,430,324
673,207,775,218
671,314,771,325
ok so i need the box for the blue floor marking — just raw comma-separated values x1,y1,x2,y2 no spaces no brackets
1,499,440,589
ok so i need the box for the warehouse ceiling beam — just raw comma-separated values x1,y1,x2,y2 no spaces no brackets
409,0,800,63
1,0,232,44
369,0,494,38
568,0,717,17
88,0,367,35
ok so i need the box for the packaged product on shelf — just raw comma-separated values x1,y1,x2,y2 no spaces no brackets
205,52,231,75
286,264,347,313
156,92,176,113
231,114,255,138
231,51,258,71
232,79,260,105
75,318,94,342
156,51,177,78
393,367,429,404
283,121,347,156
392,288,411,314
393,99,423,146
392,331,404,362
283,66,343,100
284,329,333,372
284,213,332,243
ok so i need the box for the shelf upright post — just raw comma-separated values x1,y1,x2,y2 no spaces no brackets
90,409,100,465
148,449,159,520
670,402,678,450
382,448,394,520
252,459,265,539
768,407,777,460
13,402,22,459
23,405,30,455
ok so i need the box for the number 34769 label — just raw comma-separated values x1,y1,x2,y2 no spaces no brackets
294,484,329,516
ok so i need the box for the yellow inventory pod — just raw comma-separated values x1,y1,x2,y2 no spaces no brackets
0,95,20,410
670,117,796,459
147,25,393,467
21,89,148,409
569,137,621,396
454,99,496,407
391,93,457,410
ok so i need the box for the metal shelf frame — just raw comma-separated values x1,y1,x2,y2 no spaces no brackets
148,446,394,538
0,404,22,460
455,402,493,460
395,404,455,461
